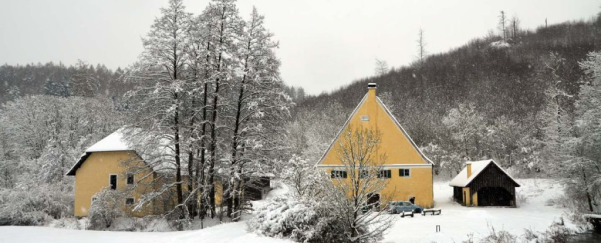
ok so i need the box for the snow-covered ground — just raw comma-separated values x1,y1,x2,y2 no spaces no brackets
0,220,290,243
0,179,570,243
383,179,570,243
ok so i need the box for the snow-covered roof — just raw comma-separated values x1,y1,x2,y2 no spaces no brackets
86,128,131,152
449,159,520,187
66,128,184,176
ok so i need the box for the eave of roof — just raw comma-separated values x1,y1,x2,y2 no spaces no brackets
449,159,520,187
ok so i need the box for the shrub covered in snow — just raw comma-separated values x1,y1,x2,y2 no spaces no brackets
87,188,125,230
0,184,73,226
248,196,348,243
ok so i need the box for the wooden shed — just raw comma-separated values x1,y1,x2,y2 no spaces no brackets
449,160,520,207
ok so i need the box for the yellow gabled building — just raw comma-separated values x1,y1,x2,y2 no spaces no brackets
66,130,172,217
66,130,226,217
316,83,434,208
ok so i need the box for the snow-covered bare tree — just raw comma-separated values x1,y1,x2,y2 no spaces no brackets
509,15,520,40
416,28,427,64
194,0,244,219
223,6,291,219
498,11,507,41
374,59,388,76
282,154,326,199
326,125,394,242
70,60,99,97
442,103,487,160
125,0,192,222
562,51,601,212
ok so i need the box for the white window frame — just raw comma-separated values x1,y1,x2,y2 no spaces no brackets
399,168,411,178
377,169,392,179
331,170,348,179
360,115,369,121
109,174,118,190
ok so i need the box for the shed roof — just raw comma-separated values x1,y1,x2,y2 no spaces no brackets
449,159,520,187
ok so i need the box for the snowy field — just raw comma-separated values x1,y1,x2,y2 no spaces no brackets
383,179,570,242
0,179,570,243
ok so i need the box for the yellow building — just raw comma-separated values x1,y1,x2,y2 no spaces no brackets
316,83,434,208
66,131,172,217
67,129,272,217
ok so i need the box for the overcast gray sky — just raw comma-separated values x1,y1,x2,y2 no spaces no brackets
0,0,599,94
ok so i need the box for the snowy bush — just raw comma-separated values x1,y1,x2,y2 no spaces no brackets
478,225,516,243
247,196,347,243
0,184,73,226
87,188,125,230
519,220,571,243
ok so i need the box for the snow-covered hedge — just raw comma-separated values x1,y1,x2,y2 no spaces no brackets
248,196,347,243
0,185,73,226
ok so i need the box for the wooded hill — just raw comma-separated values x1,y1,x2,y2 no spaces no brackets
295,14,601,147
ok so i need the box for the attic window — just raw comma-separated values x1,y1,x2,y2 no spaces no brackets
361,115,369,121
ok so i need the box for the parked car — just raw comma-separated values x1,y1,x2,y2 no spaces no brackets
387,201,423,214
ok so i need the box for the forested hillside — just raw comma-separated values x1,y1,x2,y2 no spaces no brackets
0,61,133,104
291,13,601,178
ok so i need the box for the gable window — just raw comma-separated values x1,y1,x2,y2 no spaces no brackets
109,175,117,190
399,168,410,177
127,173,134,185
377,170,391,179
331,170,348,179
125,198,135,205
361,115,369,121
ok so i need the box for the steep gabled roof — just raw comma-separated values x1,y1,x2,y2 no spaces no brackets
449,159,520,187
315,92,433,166
66,128,182,176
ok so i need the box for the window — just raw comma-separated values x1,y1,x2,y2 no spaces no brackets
361,115,369,121
399,169,410,177
359,170,369,179
125,198,135,205
377,170,391,179
127,173,134,185
331,170,347,179
91,196,97,203
109,175,117,190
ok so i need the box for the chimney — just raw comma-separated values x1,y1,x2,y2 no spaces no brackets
368,83,377,100
466,162,472,178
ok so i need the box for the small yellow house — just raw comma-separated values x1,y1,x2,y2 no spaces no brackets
66,130,228,217
66,131,169,217
316,83,434,208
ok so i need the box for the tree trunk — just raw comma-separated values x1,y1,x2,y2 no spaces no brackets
582,168,594,212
